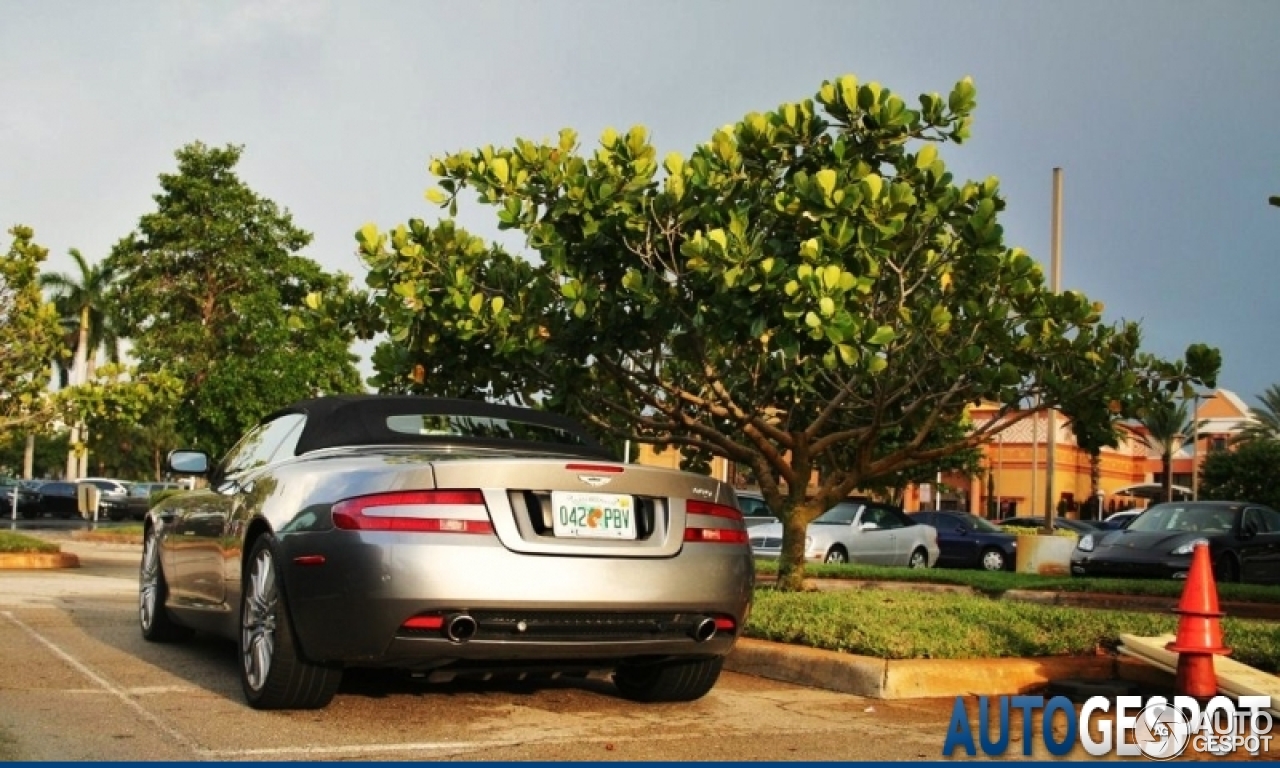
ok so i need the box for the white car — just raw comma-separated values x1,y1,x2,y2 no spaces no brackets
750,499,939,568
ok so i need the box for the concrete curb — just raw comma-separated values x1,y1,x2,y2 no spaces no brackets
725,638,1174,699
0,551,80,570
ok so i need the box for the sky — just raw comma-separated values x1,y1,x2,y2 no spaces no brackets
2,0,1277,407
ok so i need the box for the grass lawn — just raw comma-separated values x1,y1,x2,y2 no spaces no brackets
754,560,1280,604
746,586,1280,672
0,532,60,554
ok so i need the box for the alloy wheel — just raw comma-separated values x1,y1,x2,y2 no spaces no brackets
242,549,279,692
139,534,160,631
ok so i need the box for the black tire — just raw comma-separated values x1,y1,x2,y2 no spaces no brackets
908,547,929,569
614,656,724,702
240,535,342,710
824,545,849,564
979,547,1007,572
139,527,194,643
1213,553,1240,584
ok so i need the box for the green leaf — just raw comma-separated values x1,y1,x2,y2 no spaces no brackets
784,280,800,296
492,157,510,184
819,297,835,316
804,311,821,329
861,174,883,201
822,265,841,290
304,292,322,310
601,127,618,148
425,188,447,204
816,169,837,199
491,296,505,314
708,229,728,250
573,300,586,318
664,152,684,176
915,144,938,171
837,344,857,365
468,293,484,314
868,325,895,345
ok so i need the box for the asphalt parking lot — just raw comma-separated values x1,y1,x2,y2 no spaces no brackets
0,535,1271,762
0,538,975,762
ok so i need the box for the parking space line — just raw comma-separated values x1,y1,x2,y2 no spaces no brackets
1,610,201,757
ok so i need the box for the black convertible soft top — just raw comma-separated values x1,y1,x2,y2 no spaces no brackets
266,395,614,460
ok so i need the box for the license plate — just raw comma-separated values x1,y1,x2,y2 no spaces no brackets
551,491,636,539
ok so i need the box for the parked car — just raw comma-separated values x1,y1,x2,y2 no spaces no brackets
1071,501,1280,584
140,395,754,710
31,481,83,519
750,500,939,568
735,491,780,528
0,479,43,518
910,511,1018,571
998,516,1098,536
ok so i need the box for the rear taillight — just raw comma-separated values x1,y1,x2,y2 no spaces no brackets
332,490,494,534
687,499,743,522
685,498,747,544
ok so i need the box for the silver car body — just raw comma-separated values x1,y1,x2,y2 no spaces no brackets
141,395,754,709
750,500,940,567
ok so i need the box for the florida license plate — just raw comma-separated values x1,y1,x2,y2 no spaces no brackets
551,492,637,539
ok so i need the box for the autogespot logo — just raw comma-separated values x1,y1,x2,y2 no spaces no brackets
943,694,1274,759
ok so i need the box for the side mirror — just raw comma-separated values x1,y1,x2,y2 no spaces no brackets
954,525,968,535
167,449,210,476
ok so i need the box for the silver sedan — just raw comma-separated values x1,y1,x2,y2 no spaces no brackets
750,500,939,568
139,395,754,710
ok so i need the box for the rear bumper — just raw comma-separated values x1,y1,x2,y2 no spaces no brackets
278,529,754,667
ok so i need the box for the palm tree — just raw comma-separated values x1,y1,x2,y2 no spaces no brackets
40,248,121,478
1232,384,1280,446
1135,398,1192,502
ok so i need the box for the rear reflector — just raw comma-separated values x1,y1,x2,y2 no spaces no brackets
292,555,326,566
687,499,743,522
684,528,749,544
333,490,494,534
402,614,445,630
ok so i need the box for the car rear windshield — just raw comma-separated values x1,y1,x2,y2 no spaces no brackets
386,414,590,447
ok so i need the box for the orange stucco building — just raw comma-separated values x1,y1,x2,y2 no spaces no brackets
635,389,1254,520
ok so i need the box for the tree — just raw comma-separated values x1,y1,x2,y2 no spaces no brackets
1232,384,1280,446
54,362,183,479
1199,439,1280,510
104,142,364,457
0,226,65,434
1134,396,1191,502
41,248,123,478
325,74,1220,590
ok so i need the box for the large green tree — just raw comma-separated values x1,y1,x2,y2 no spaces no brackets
0,226,65,433
1199,440,1280,510
104,142,364,457
324,75,1219,589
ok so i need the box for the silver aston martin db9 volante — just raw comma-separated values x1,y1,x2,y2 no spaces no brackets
140,395,754,710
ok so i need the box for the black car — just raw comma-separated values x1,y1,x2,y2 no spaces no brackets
1071,501,1280,584
911,511,1018,571
0,480,43,519
31,481,82,519
998,516,1099,536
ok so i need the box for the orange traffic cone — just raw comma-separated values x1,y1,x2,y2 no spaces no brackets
1165,542,1231,698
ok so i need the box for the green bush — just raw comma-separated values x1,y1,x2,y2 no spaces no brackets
0,532,60,554
999,525,1078,539
746,587,1280,671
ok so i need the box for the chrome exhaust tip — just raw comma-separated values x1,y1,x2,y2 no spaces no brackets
692,617,717,643
445,613,478,643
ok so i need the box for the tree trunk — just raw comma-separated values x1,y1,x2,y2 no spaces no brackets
1162,452,1173,501
65,307,91,480
776,501,820,591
